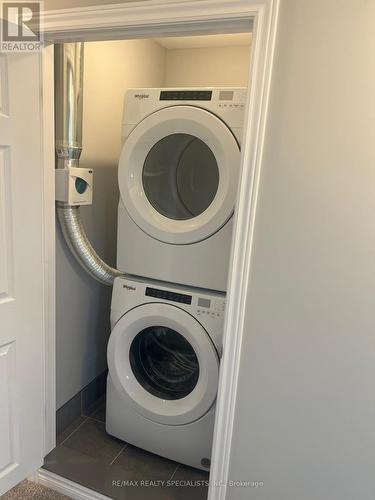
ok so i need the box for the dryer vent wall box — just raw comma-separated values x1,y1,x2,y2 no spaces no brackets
55,167,93,205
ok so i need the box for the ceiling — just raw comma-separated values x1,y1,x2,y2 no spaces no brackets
154,33,252,50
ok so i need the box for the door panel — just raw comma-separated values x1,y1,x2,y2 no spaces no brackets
0,342,16,473
0,52,45,495
0,56,9,115
0,146,12,300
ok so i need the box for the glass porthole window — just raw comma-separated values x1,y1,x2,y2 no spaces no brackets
142,134,219,220
129,326,199,400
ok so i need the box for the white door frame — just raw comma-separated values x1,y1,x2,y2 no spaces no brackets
40,1,280,499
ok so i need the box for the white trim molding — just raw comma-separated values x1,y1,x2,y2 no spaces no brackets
208,2,280,499
41,43,56,456
32,469,112,500
41,0,255,42
40,2,280,500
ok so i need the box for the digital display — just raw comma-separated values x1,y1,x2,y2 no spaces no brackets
145,287,192,305
198,298,211,308
160,90,212,101
219,91,234,101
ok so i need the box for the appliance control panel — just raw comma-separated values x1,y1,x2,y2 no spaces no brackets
156,88,246,110
111,277,226,338
122,87,247,138
196,296,226,319
160,90,212,101
145,287,192,305
142,283,225,321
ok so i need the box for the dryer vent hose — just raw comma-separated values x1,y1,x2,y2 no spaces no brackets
57,204,122,286
55,42,123,286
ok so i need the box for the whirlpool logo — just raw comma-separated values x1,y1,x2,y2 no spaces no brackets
134,93,149,100
123,284,136,291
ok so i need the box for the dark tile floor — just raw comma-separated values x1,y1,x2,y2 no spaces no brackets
44,398,209,500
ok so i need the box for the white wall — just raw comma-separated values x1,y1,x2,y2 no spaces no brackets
56,39,165,408
227,1,375,499
82,40,166,166
164,46,250,87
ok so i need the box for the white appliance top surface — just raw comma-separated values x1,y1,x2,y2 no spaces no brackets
121,273,226,298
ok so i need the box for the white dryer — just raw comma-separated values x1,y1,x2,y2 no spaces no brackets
106,276,226,470
117,88,246,292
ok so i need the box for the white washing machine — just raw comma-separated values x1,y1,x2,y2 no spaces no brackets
117,87,246,292
106,275,226,470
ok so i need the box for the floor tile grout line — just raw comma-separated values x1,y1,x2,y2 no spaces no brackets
109,444,127,466
168,464,179,482
59,416,89,447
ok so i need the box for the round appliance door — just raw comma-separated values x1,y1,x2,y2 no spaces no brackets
118,105,241,244
107,303,219,425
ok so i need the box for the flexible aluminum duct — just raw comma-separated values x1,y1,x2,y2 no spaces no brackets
57,204,122,285
55,42,122,286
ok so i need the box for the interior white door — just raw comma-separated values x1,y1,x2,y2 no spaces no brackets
0,52,45,495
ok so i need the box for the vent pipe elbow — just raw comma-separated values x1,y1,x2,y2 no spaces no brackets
57,204,122,286
55,42,123,286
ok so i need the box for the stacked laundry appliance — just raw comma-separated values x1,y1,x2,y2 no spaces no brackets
106,88,246,470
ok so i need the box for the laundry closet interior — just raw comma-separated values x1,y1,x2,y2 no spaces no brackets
49,30,252,500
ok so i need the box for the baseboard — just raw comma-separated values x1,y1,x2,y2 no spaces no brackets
31,468,112,500
57,370,108,437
